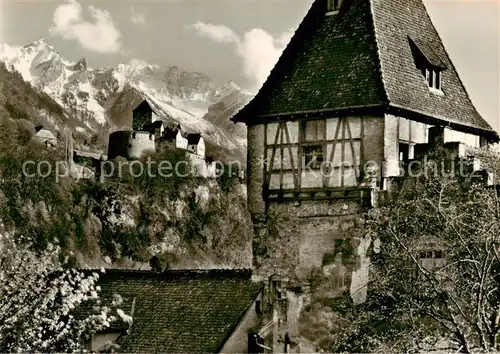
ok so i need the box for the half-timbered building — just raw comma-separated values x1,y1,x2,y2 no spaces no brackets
232,0,498,351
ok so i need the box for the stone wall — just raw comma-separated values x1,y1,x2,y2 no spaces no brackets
252,199,366,283
246,116,385,351
107,131,155,160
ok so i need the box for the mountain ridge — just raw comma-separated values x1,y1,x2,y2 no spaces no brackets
0,38,252,160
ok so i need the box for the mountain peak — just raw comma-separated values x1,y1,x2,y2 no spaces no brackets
24,38,49,48
223,80,240,90
72,58,87,71
22,38,60,58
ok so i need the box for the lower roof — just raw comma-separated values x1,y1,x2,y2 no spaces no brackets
82,269,262,353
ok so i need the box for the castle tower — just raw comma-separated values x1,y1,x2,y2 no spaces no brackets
232,0,497,350
132,99,160,131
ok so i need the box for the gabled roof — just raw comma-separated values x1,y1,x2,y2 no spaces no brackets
163,126,181,140
35,128,57,141
82,269,262,353
232,0,496,138
143,120,164,131
187,133,202,145
409,36,446,69
133,99,161,116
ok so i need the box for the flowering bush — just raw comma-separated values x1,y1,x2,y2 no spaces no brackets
0,234,125,352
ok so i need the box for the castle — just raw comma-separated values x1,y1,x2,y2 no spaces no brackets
107,99,216,177
231,0,499,351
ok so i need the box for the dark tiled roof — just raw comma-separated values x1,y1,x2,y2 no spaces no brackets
143,120,164,131
233,0,495,136
235,0,386,120
163,126,180,140
84,269,262,353
409,36,446,69
187,133,202,145
372,0,493,132
133,99,161,116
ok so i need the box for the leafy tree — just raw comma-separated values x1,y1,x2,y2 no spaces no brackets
326,148,500,353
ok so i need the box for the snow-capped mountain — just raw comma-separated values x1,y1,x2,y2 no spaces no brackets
0,38,252,156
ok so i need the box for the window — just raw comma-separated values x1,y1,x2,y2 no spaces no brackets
399,142,410,163
424,68,442,91
410,37,445,92
327,0,341,12
418,249,446,271
301,119,325,142
303,145,324,169
255,300,261,315
270,279,285,301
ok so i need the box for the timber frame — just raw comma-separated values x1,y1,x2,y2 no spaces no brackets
263,115,368,202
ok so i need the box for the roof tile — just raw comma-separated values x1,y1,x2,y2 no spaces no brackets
233,0,495,135
80,269,262,353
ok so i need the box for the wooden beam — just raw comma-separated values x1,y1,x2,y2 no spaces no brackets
345,117,359,184
266,123,281,186
360,116,365,181
267,138,361,149
283,123,299,190
263,123,268,194
341,118,346,187
298,120,303,190
280,123,284,191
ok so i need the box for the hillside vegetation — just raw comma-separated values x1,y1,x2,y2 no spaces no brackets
0,62,252,269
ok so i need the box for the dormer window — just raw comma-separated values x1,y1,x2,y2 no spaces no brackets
409,36,446,93
326,0,341,14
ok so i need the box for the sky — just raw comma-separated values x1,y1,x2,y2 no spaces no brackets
0,0,499,131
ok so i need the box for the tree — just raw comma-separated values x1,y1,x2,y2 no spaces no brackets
0,234,127,352
327,148,500,353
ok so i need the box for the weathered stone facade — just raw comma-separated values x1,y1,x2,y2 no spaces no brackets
107,131,155,160
252,199,365,283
